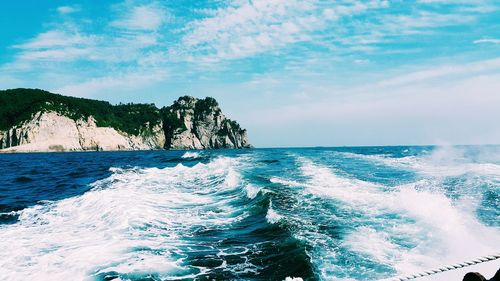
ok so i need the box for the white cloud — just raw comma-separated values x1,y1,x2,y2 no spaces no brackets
373,10,475,39
111,4,168,31
179,0,488,63
18,47,92,61
4,0,493,70
57,6,80,15
181,0,390,61
6,2,168,67
418,0,472,3
55,69,168,98
354,59,370,64
378,57,500,87
473,38,500,44
182,0,315,60
243,62,500,146
417,0,500,14
14,30,93,50
7,30,98,64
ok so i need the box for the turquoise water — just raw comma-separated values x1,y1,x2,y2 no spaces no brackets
0,146,499,280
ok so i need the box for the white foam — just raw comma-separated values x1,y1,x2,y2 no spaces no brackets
244,184,261,199
342,146,500,177
416,146,500,177
181,151,202,159
294,157,500,277
270,177,303,187
0,156,246,281
266,201,283,224
224,169,240,188
284,277,304,281
344,227,400,265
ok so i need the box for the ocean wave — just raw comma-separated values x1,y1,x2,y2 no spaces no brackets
0,154,316,281
284,277,304,281
271,157,500,280
244,184,262,199
265,201,283,224
181,151,202,159
0,156,252,280
340,146,500,178
270,177,304,187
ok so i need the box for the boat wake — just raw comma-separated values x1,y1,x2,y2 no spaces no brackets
269,148,500,280
0,146,498,280
0,155,314,281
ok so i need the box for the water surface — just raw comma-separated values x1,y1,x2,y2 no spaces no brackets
0,146,499,280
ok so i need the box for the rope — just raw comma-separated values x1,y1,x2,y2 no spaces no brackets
386,253,500,281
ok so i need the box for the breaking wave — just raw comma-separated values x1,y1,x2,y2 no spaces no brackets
181,151,203,159
0,157,247,280
269,149,500,280
340,146,500,177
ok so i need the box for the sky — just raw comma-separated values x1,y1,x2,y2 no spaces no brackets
1,0,500,147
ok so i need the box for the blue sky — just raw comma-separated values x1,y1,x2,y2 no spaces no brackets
1,0,500,147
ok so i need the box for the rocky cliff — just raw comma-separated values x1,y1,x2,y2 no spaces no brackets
0,89,250,152
0,112,165,152
164,96,251,150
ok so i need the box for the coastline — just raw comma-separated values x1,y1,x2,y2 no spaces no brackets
0,147,253,154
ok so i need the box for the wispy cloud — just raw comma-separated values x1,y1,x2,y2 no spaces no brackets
379,11,475,34
4,2,171,67
378,58,500,87
55,68,168,98
10,30,97,63
473,38,500,44
180,0,391,61
57,5,80,15
177,0,491,64
181,0,316,61
1,1,174,97
5,0,494,69
13,30,94,50
241,57,500,146
111,3,169,31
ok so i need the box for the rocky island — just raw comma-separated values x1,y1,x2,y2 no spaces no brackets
0,88,251,152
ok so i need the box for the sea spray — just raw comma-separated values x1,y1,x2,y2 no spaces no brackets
181,151,202,159
272,153,500,279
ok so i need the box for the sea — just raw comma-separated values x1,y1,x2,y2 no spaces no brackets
0,146,499,281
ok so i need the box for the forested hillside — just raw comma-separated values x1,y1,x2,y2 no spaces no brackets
0,88,161,135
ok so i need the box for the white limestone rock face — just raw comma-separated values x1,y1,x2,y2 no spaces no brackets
169,131,204,150
129,123,166,150
0,112,165,152
164,96,251,150
168,100,204,150
0,112,82,152
76,116,132,151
